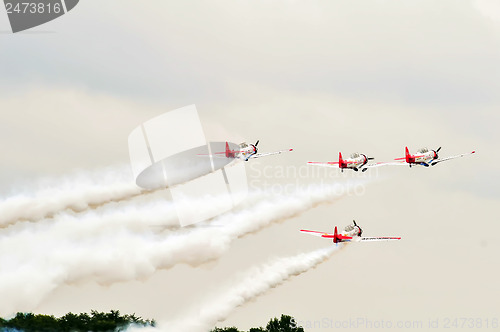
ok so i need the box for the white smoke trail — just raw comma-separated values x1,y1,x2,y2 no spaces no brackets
140,246,341,332
0,165,145,228
0,160,247,229
0,182,361,315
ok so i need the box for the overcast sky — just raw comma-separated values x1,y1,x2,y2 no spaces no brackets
0,1,498,330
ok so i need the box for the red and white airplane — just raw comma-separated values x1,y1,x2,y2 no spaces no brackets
307,152,375,172
204,141,293,161
378,147,475,168
300,220,401,243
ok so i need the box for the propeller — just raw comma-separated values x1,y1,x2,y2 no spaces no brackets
352,220,362,236
432,146,442,159
252,140,260,154
361,154,374,163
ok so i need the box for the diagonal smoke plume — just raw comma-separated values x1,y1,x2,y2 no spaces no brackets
0,181,363,315
143,246,342,332
0,165,145,228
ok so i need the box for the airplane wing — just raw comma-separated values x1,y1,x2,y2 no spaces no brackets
197,153,222,158
357,236,401,242
432,151,475,165
197,154,234,159
250,149,293,159
299,229,351,240
299,229,333,238
308,160,360,168
363,161,407,168
197,150,246,159
198,154,236,159
301,230,399,242
307,162,340,168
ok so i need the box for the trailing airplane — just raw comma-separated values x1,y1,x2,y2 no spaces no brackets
202,140,293,161
307,152,375,172
300,220,401,243
380,146,475,168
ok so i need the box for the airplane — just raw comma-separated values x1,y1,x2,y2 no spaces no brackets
381,146,475,168
307,152,375,172
202,140,293,161
300,220,401,243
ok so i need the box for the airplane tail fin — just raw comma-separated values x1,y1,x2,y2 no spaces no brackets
339,152,344,165
225,141,231,158
405,146,410,163
333,226,339,244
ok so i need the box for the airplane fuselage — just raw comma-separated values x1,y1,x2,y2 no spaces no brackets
307,152,373,172
236,143,258,161
405,148,438,167
340,155,368,171
300,221,400,244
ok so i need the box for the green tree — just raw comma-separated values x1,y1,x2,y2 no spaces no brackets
266,315,304,332
60,312,85,332
5,312,35,330
30,314,58,331
1,310,155,332
210,327,241,332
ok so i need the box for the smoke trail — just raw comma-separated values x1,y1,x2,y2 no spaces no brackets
0,160,245,229
0,182,361,314
0,165,146,228
146,246,341,332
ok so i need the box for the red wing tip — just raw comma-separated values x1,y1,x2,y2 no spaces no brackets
307,161,338,164
289,149,294,151
300,229,323,234
472,151,475,154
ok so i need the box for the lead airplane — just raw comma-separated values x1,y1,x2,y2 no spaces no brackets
379,146,475,168
300,220,401,243
204,140,293,161
307,152,375,172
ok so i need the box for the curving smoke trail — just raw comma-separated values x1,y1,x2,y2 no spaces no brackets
0,182,360,315
140,246,342,332
0,165,147,228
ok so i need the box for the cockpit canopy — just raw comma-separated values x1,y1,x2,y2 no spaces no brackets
417,147,429,153
350,152,360,159
239,142,249,149
344,225,355,232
